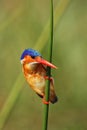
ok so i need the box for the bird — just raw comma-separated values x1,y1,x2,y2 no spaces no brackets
20,48,58,104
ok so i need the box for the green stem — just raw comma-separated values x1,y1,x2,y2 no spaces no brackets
50,0,53,64
42,0,53,130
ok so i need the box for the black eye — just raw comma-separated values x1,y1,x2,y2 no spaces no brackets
31,56,35,59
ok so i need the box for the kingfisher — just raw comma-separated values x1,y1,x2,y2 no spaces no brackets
20,48,58,104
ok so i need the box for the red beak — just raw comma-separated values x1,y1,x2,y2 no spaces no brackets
36,58,57,69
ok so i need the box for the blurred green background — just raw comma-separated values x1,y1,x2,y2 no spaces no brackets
0,0,87,130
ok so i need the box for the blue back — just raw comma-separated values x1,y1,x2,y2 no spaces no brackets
20,48,41,60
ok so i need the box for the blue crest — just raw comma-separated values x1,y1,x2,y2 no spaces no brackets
20,48,41,60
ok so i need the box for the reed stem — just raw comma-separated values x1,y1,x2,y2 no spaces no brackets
42,0,53,130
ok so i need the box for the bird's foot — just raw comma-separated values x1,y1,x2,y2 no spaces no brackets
42,98,50,105
44,76,53,81
44,76,54,85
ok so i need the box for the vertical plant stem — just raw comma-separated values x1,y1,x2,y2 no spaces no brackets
42,0,53,130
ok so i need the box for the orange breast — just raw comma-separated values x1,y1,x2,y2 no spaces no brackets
22,63,46,96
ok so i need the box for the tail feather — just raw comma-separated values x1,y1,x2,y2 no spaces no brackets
49,77,58,104
50,95,58,104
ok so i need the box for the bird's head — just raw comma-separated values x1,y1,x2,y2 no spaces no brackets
20,48,57,69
